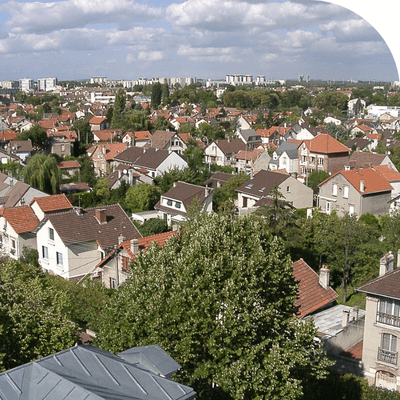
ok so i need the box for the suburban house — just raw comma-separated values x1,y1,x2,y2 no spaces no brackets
47,128,77,157
89,116,109,131
357,252,400,391
93,231,177,288
236,169,313,212
113,146,188,179
59,159,80,178
7,139,33,162
144,130,195,155
204,138,247,167
0,344,196,400
233,148,264,173
204,172,235,189
292,259,338,318
318,167,393,217
89,142,128,176
35,204,142,280
372,165,400,213
0,174,48,208
155,181,213,225
29,194,73,221
0,205,40,259
344,151,398,172
298,133,350,180
269,141,300,175
122,130,152,147
236,128,262,149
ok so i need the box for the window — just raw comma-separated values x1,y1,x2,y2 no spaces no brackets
56,252,63,266
318,157,324,165
378,298,400,327
344,186,349,199
310,156,315,165
243,197,248,208
42,246,48,260
167,199,172,206
378,333,398,364
110,277,117,289
326,202,331,214
282,157,287,166
49,227,54,241
175,202,181,209
286,186,290,193
349,204,355,216
301,155,307,163
332,184,338,196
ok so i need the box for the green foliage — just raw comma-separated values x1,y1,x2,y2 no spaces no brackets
312,91,349,112
151,116,174,132
19,246,39,267
135,218,169,237
95,213,331,399
95,178,111,201
154,167,207,193
0,259,76,371
72,118,93,147
123,109,151,132
307,170,330,192
151,82,162,108
125,183,160,213
0,160,20,177
16,124,48,149
111,89,126,128
212,173,248,212
22,153,61,194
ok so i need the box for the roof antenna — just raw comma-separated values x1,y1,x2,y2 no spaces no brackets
78,194,81,208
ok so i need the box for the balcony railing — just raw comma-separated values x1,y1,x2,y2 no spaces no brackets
378,348,398,365
377,312,400,327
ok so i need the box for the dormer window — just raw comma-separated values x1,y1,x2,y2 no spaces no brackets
167,199,172,206
175,202,181,209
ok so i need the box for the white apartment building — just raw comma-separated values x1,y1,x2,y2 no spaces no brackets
90,76,107,85
38,77,57,92
19,78,34,92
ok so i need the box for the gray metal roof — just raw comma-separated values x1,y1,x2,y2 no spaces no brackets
0,345,196,400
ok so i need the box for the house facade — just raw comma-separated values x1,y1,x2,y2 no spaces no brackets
204,139,247,167
318,168,393,217
357,252,400,391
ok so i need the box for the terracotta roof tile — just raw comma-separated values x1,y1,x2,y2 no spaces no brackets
373,165,400,183
292,259,339,318
1,205,40,234
30,194,73,213
304,133,350,154
338,168,393,194
59,160,81,169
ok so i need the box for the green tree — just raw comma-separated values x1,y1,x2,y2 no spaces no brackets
135,218,169,237
22,153,61,194
307,170,330,192
111,89,126,128
17,124,48,149
151,82,162,108
72,118,93,146
212,173,248,212
125,183,160,213
95,214,331,399
95,178,111,201
0,259,76,371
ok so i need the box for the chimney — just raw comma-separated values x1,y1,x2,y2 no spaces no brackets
380,251,394,276
205,186,210,197
118,169,122,179
353,306,359,321
102,144,106,154
95,208,107,224
130,238,139,254
342,309,350,329
319,265,330,290
360,179,364,192
118,234,126,245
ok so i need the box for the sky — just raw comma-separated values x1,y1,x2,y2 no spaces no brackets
0,0,397,82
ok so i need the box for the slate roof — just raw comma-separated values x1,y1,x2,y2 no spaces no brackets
2,181,31,208
8,139,33,153
236,169,288,197
210,138,247,154
113,146,145,165
275,141,300,159
292,259,339,318
357,267,400,300
45,204,141,249
0,344,196,400
347,151,387,169
204,172,234,188
145,130,175,149
0,205,40,234
30,194,73,214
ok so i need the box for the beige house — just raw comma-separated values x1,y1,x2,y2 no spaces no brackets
357,252,400,391
318,167,393,217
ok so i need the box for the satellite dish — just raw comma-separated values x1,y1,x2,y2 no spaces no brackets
123,169,127,174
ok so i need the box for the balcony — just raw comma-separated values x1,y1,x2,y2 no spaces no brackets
378,348,398,365
377,312,400,327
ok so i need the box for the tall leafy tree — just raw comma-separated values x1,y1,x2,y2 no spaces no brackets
125,183,160,213
0,259,76,371
111,89,126,128
22,153,61,194
16,124,48,149
95,213,331,399
151,82,162,108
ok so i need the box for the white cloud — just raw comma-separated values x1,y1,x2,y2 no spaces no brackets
0,0,163,34
319,18,379,42
137,51,164,61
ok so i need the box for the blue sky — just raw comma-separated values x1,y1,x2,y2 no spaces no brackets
0,0,397,82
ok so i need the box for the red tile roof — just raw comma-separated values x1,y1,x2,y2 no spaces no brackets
373,165,400,183
292,259,339,318
303,133,350,154
59,160,81,170
30,194,73,213
1,205,40,234
89,116,107,125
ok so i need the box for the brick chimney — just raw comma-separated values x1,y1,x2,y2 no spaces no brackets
130,238,139,254
360,179,364,192
342,309,350,329
118,234,126,245
319,265,330,290
95,208,107,224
